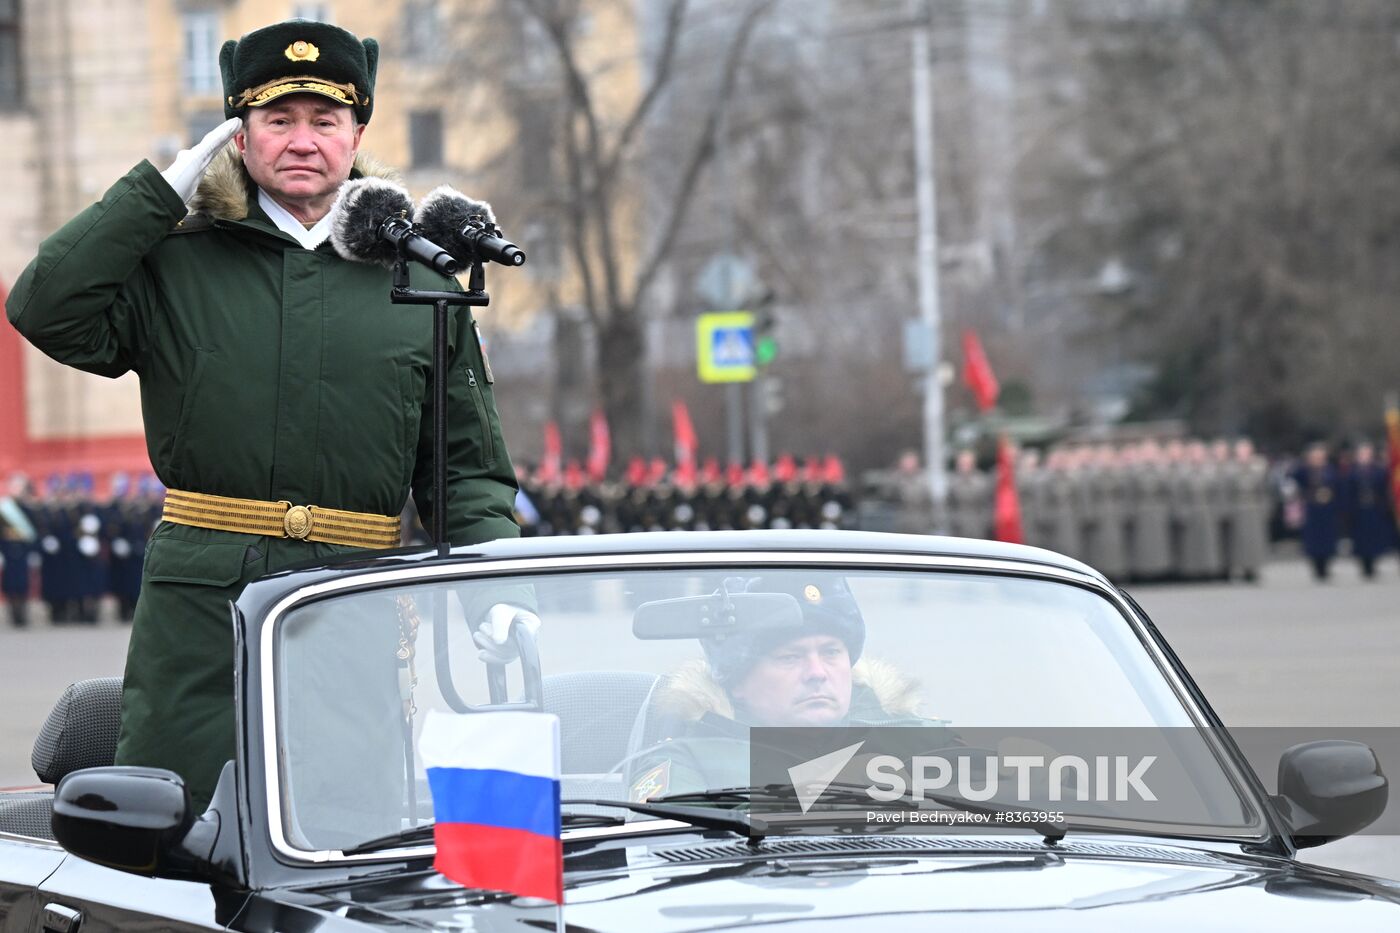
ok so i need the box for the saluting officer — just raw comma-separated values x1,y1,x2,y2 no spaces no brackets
6,20,522,809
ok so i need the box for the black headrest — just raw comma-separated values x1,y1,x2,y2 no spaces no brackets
31,677,123,784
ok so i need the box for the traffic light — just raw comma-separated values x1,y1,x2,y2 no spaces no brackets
754,306,778,367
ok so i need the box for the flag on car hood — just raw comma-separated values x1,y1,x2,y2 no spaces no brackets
419,710,563,902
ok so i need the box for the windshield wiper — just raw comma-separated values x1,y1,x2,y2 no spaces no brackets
655,783,1068,845
340,796,763,856
562,798,765,838
342,822,438,856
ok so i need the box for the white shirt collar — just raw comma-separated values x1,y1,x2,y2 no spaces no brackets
257,188,334,250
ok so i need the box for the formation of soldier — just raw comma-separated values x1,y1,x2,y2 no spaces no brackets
511,454,854,538
0,472,165,628
879,438,1275,583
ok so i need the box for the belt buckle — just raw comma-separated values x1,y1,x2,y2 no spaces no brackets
280,501,314,540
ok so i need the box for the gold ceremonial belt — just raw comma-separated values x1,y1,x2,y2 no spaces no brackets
162,490,400,550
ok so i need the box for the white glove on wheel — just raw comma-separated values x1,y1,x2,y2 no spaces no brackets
160,117,241,204
473,603,543,664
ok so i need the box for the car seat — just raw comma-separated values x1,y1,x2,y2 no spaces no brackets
0,677,123,841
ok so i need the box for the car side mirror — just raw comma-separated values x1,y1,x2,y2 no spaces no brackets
1272,740,1388,848
52,766,204,877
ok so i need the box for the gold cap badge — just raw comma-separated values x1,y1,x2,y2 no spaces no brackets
285,40,320,62
803,584,823,603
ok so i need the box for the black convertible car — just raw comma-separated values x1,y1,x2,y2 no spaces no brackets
1,530,1397,930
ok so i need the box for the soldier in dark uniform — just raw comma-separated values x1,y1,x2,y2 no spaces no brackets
103,473,147,622
815,455,852,530
1,473,38,628
36,474,81,624
1342,441,1396,579
1292,443,1341,580
71,473,107,623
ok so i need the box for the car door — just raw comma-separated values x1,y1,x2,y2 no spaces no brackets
0,836,65,933
33,856,247,933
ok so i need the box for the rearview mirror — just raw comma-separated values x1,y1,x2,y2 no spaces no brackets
1272,740,1388,848
634,592,803,639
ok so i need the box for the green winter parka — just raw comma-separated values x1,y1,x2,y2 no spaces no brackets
6,150,520,808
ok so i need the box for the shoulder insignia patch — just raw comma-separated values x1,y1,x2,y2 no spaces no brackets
630,760,671,802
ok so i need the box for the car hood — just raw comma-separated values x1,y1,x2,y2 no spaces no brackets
276,835,1400,931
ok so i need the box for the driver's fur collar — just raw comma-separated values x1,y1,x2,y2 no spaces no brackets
188,145,400,222
654,657,925,722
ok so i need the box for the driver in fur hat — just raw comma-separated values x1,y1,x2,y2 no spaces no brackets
628,573,943,802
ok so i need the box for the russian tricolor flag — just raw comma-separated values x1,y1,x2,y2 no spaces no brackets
420,710,563,903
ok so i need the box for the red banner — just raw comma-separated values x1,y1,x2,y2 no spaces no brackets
539,421,562,484
962,329,1000,413
672,400,698,476
993,435,1024,544
586,409,611,483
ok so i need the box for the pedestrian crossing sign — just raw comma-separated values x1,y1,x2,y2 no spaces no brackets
697,311,756,383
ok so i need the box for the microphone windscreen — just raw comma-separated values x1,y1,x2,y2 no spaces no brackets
417,185,497,252
329,177,415,267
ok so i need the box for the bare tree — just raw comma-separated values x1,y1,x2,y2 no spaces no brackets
1031,0,1400,449
447,0,779,456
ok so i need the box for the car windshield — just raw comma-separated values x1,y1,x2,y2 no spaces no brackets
268,559,1261,854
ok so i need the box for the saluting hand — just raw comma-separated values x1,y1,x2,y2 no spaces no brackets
160,117,242,205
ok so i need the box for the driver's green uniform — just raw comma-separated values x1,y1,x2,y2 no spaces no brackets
6,153,519,809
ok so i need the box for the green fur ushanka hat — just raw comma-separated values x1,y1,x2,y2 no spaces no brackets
220,19,378,124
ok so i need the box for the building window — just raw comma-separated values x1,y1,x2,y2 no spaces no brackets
401,0,446,64
409,109,444,168
291,3,333,23
0,0,21,110
182,10,221,97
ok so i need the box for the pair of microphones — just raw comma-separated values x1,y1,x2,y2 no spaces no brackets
328,178,525,277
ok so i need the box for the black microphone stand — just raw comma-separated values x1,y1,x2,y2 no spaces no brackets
389,248,489,555
389,246,495,713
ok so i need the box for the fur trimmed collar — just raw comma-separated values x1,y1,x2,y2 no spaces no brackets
188,145,401,222
654,657,927,723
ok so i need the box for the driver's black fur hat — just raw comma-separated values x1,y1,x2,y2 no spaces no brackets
702,573,866,686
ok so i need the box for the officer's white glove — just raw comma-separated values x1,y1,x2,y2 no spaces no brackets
473,603,542,664
160,117,241,204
